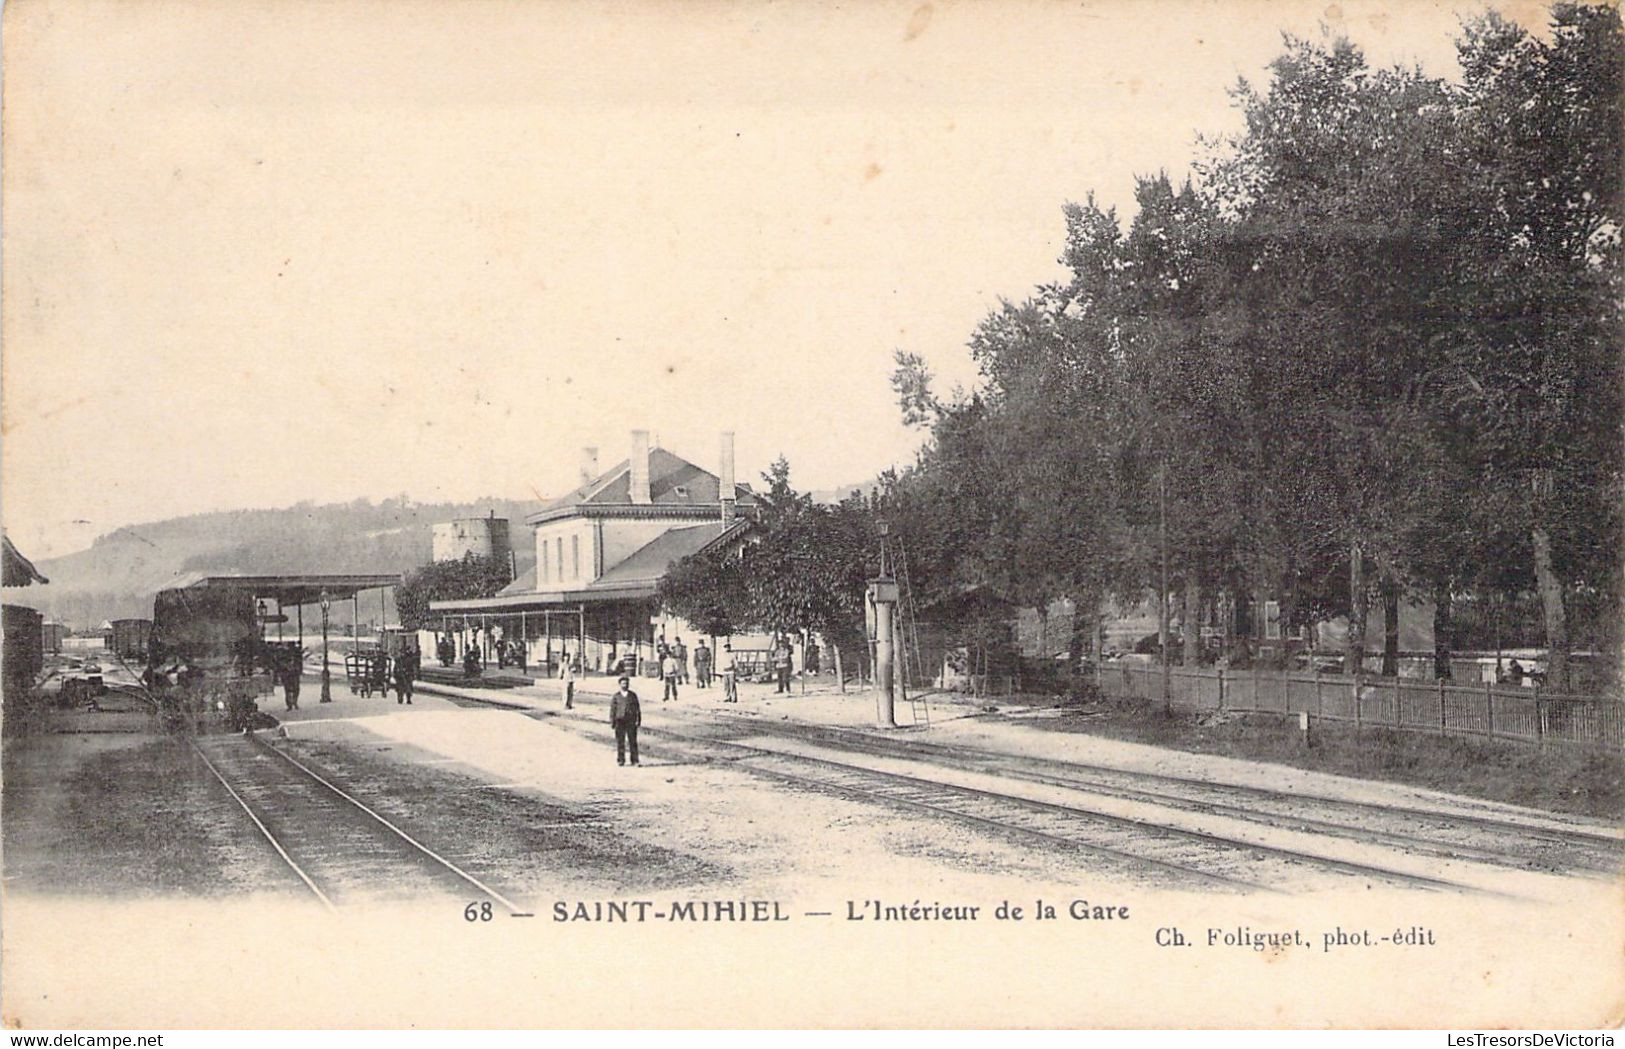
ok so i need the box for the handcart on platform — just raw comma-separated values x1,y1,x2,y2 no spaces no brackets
344,648,391,697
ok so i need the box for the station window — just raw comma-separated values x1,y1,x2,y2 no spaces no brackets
572,535,580,579
556,537,564,581
541,542,549,583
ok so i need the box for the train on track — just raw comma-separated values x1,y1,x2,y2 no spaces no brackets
146,585,280,731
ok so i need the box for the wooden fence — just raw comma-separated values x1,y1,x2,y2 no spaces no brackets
1106,663,1623,750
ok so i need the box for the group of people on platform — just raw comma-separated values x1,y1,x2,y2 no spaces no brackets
437,631,527,675
600,632,824,709
269,645,417,711
434,627,819,700
655,636,756,704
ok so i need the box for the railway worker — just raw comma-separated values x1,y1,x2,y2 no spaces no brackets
610,675,641,766
463,641,481,678
558,648,576,709
693,639,713,689
393,652,414,704
661,649,681,702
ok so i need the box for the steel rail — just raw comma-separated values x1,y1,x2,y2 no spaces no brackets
189,739,337,910
638,723,1487,895
416,681,1534,894
243,733,529,914
764,718,1624,849
712,718,1621,874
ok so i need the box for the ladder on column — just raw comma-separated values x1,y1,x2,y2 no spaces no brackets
895,535,929,726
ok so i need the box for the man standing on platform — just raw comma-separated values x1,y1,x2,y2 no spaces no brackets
280,651,302,711
662,648,680,702
774,636,793,694
722,643,739,703
610,675,641,766
559,648,576,709
393,650,414,705
673,636,688,685
694,639,713,689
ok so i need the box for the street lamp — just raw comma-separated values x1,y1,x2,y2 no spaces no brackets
320,590,333,703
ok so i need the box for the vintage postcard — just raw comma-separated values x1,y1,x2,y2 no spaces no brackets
2,0,1621,1031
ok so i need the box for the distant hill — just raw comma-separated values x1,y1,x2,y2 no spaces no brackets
810,477,887,505
25,479,890,628
23,498,540,629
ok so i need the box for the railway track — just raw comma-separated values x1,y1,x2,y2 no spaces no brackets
629,721,1507,894
441,685,1489,895
190,732,529,912
677,715,1625,877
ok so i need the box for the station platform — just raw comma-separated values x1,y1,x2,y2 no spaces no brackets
407,668,989,730
417,665,535,690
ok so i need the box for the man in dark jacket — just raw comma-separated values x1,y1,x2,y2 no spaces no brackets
279,653,302,711
774,637,793,694
610,675,641,766
393,650,415,704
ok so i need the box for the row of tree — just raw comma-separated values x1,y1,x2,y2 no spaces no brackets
885,6,1620,690
648,6,1617,694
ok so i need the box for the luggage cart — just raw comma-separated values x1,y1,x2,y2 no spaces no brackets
345,650,385,696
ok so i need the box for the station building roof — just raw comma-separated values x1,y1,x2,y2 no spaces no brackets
431,518,748,614
528,447,756,525
162,572,403,607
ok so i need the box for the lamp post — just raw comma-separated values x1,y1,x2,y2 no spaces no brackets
320,590,333,703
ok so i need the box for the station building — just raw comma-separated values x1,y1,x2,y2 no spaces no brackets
429,430,758,676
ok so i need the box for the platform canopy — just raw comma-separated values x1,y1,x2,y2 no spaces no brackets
168,572,402,607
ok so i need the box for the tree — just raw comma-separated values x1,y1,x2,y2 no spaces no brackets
394,554,512,630
881,5,1621,694
658,545,748,638
1209,34,1470,674
1435,4,1623,689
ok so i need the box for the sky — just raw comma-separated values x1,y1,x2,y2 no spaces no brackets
2,0,1512,559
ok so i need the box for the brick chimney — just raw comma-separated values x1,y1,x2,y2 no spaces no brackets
719,431,736,524
579,446,598,488
629,430,651,504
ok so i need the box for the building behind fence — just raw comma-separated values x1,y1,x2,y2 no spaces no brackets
1105,663,1623,750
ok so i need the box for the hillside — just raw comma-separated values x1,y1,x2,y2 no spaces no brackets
24,477,890,629
810,476,889,505
23,498,540,629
